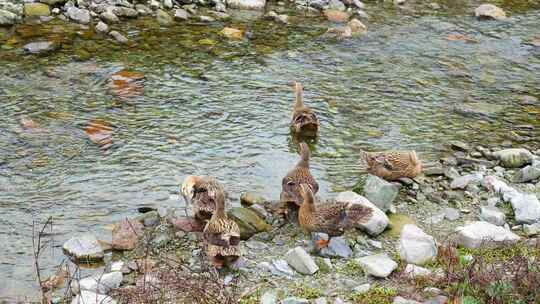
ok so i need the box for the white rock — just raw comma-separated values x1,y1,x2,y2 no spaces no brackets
455,221,520,249
398,224,437,265
404,264,431,279
352,283,371,294
63,235,104,261
109,31,128,44
474,4,507,21
163,0,173,9
174,8,190,20
335,192,389,236
0,9,18,25
71,290,116,304
66,7,91,24
392,297,421,304
95,21,108,33
226,0,266,10
357,253,397,278
480,206,505,226
492,148,532,168
110,261,124,272
285,247,319,275
523,223,540,236
72,271,123,294
271,259,295,276
100,11,118,23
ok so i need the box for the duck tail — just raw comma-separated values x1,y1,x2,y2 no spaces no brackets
293,82,304,110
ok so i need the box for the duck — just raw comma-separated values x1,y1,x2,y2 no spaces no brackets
298,183,373,247
361,150,422,181
181,175,225,222
290,82,320,137
203,187,241,268
280,142,319,217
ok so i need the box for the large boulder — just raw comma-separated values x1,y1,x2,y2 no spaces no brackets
112,218,144,250
226,0,266,10
474,4,507,20
24,3,50,17
335,192,389,235
398,224,437,265
357,253,397,278
492,148,533,168
455,221,520,249
63,235,104,262
286,247,319,275
362,174,399,212
228,207,271,239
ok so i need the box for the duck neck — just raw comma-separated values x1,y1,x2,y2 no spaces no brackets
294,82,304,110
211,193,226,221
300,192,316,216
297,145,310,168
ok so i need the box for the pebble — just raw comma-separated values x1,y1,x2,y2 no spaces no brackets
443,207,460,221
286,247,319,275
95,21,108,33
270,259,295,276
23,41,56,54
282,298,309,304
403,264,432,279
523,223,540,236
314,298,327,304
392,296,421,304
450,172,483,189
366,239,382,249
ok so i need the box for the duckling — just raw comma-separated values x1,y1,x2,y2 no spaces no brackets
280,142,319,216
203,188,241,268
290,82,320,137
361,150,422,181
298,183,373,247
181,175,225,222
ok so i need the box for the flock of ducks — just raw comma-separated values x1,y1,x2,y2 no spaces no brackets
180,82,423,268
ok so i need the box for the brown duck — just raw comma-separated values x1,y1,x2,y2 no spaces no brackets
298,183,373,247
290,82,320,137
203,188,241,268
280,142,319,212
361,150,422,181
181,175,225,222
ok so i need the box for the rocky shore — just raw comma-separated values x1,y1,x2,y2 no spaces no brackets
42,142,540,303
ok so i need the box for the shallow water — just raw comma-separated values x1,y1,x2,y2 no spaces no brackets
0,0,539,300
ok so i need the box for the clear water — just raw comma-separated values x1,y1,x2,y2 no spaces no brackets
0,0,539,300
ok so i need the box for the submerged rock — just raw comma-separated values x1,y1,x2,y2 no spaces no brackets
112,218,143,250
219,27,243,40
286,247,319,275
327,0,346,11
324,9,349,22
492,148,533,168
63,235,104,261
335,191,389,236
357,253,397,278
348,18,366,34
24,3,50,17
474,4,506,20
398,224,437,265
67,7,91,24
228,207,271,240
226,0,266,10
455,221,520,249
23,41,56,54
156,9,173,26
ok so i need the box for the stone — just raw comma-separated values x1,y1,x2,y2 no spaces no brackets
109,31,128,44
492,148,533,168
228,207,271,240
71,291,116,304
398,224,437,265
110,261,124,272
135,4,152,15
199,15,215,22
240,192,265,206
314,298,327,304
156,9,173,26
443,207,460,221
449,140,469,151
100,11,119,23
63,235,104,261
335,192,389,236
392,297,421,304
24,3,50,17
474,4,506,20
219,27,243,40
347,18,366,34
480,206,505,226
40,0,66,4
265,11,288,24
363,174,399,212
455,221,520,249
174,8,190,20
513,161,540,183
423,296,449,304
67,7,90,24
112,7,138,18
226,0,266,10
270,259,295,276
324,9,349,23
403,264,431,279
163,0,173,8
444,167,460,180
353,283,370,294
23,41,56,54
95,21,108,33
352,0,364,9
367,239,382,249
0,9,18,26
450,172,483,189
286,247,319,275
171,216,204,232
423,165,444,176
112,218,143,250
282,298,309,304
357,253,397,278
320,236,352,258
72,271,122,294
261,291,278,304
356,9,368,19
327,0,345,11
524,223,540,236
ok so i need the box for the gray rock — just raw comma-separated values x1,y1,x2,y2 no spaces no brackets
474,4,506,20
286,247,319,275
228,207,271,240
163,0,173,9
271,259,295,276
443,207,460,221
199,15,215,22
367,239,382,249
63,235,104,261
392,297,420,304
112,6,138,18
352,0,364,9
226,0,266,10
335,192,389,235
480,206,505,226
261,291,278,304
523,223,540,236
513,161,540,183
492,148,533,168
95,21,108,33
320,237,352,258
356,9,368,19
109,30,128,44
455,221,520,249
72,271,122,294
265,11,288,24
352,283,370,294
363,175,399,211
398,224,437,265
486,197,500,207
444,167,460,180
100,11,118,22
450,172,483,189
241,192,266,206
403,264,431,279
71,291,116,304
156,9,173,25
282,298,309,304
449,140,470,151
357,253,397,278
66,7,90,24
23,41,56,54
423,165,444,176
327,0,345,11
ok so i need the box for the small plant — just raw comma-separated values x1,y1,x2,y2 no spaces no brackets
349,286,398,304
339,259,364,276
292,284,323,299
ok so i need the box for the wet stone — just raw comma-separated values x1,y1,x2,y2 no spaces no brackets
112,218,144,250
63,235,104,261
100,11,119,23
23,41,56,54
156,9,173,26
95,21,108,33
0,9,19,26
24,3,50,17
475,4,506,20
174,8,190,20
109,30,128,44
67,7,90,24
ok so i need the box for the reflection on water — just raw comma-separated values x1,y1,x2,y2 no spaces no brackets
0,1,539,300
